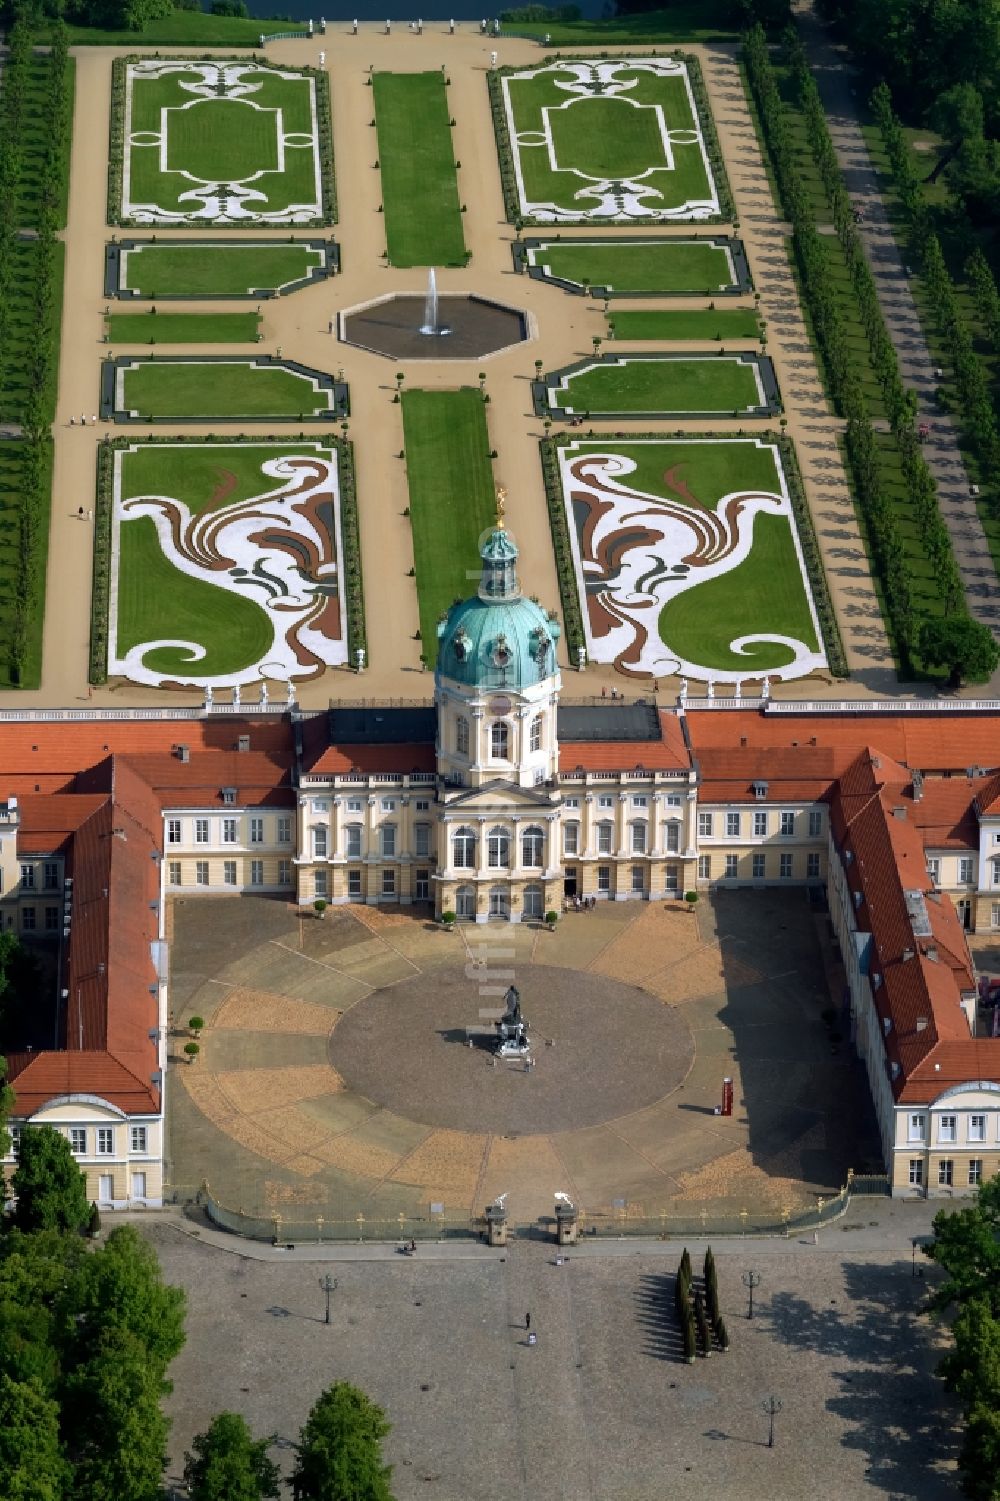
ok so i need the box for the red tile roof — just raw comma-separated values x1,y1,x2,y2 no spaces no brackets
305,743,436,775
2,1052,160,1116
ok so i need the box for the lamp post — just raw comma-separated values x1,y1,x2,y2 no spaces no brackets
761,1394,782,1449
742,1268,761,1320
320,1273,338,1325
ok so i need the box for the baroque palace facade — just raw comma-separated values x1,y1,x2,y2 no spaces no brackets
2,523,1000,1208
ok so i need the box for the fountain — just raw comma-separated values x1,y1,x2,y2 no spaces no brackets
419,268,450,337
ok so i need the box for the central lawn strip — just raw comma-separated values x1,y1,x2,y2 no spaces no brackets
120,361,333,419
553,356,762,414
107,312,261,343
374,73,466,267
120,242,324,298
530,239,736,294
608,308,761,340
401,389,495,663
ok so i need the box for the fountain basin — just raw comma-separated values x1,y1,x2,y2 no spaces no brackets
339,293,533,361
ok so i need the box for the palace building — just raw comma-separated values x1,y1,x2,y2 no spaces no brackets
2,522,1000,1208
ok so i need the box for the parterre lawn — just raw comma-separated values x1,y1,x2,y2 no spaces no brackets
120,361,334,419
373,73,466,267
609,309,761,340
107,313,261,343
401,389,495,663
120,243,324,298
553,357,762,414
529,239,736,294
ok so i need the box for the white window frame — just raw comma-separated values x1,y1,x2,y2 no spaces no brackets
250,859,264,887
249,817,264,845
345,825,363,860
70,1128,87,1155
969,1115,986,1143
130,1126,147,1154
753,810,767,838
907,1113,926,1143
96,1128,114,1156
195,819,209,845
726,812,740,838
698,812,713,838
222,818,238,845
167,819,181,845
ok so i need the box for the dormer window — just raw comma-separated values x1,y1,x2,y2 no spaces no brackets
751,781,768,800
222,787,236,805
492,634,512,669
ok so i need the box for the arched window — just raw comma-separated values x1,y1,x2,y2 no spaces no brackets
523,883,543,919
456,885,476,920
522,825,544,867
344,824,362,859
488,826,510,868
456,715,469,756
312,825,328,859
630,822,647,855
491,721,509,759
597,821,614,854
453,826,476,869
529,715,543,753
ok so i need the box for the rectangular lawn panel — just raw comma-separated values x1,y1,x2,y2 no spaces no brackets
500,57,718,222
117,360,336,420
546,354,770,417
401,390,495,664
374,72,466,267
527,238,738,294
109,440,349,686
119,242,326,298
120,59,327,225
555,436,826,682
609,309,761,340
107,312,261,343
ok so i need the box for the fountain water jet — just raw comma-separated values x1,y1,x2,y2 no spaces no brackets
419,267,451,337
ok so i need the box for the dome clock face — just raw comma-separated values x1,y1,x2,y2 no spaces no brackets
489,694,512,715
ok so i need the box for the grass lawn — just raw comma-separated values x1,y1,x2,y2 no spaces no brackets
504,60,715,218
120,243,325,298
374,73,466,267
62,13,305,44
119,361,335,419
551,356,763,414
507,3,738,43
527,238,737,294
400,389,495,663
123,61,322,223
608,309,761,340
107,313,261,344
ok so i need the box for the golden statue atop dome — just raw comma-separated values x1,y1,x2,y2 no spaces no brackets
495,486,507,529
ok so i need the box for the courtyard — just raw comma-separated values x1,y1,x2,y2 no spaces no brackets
166,890,880,1234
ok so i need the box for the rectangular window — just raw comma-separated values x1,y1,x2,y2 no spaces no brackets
249,817,264,845
563,823,579,855
808,810,822,838
725,854,738,879
20,864,34,889
345,827,362,859
21,907,35,931
312,826,328,859
195,819,209,845
222,818,238,845
381,799,396,813
908,1113,926,1143
70,1128,87,1155
415,800,430,812
130,1126,147,1154
597,824,613,854
969,1159,983,1186
223,860,237,887
959,857,974,884
167,818,181,844
9,1127,20,1158
698,855,710,880
939,1114,957,1143
168,861,181,886
97,1128,114,1156
278,860,291,886
631,864,644,893
277,817,292,844
195,861,210,886
597,865,611,892
969,1115,986,1143
311,799,329,814
44,906,59,932
938,1159,954,1187
43,862,59,891
665,794,681,808
726,812,741,838
632,796,648,810
807,853,821,880
314,870,328,899
993,902,1000,929
752,852,766,879
415,824,430,858
415,870,430,901
346,801,362,815
753,811,767,838
779,853,793,879
348,869,362,898
381,825,396,858
631,823,647,855
780,812,795,837
908,1158,923,1186
564,798,579,811
664,864,679,892
250,859,264,887
698,812,713,838
382,868,396,897
926,858,940,885
665,822,680,853
598,796,613,810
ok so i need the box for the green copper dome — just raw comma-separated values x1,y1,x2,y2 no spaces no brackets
436,524,561,691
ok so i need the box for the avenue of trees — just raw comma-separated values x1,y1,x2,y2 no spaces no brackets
925,1179,1000,1500
0,1077,396,1499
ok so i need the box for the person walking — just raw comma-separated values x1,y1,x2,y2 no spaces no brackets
525,1312,531,1331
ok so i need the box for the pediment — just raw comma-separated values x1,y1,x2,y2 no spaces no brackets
443,778,557,814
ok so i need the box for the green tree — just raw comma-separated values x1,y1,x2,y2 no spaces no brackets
961,1399,1000,1501
10,1125,89,1235
63,1225,186,1376
925,1178,1000,1313
62,1327,168,1501
0,1229,87,1391
0,1372,69,1501
184,1413,280,1501
918,615,1000,688
292,1383,395,1501
929,82,985,179
0,1054,13,1162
